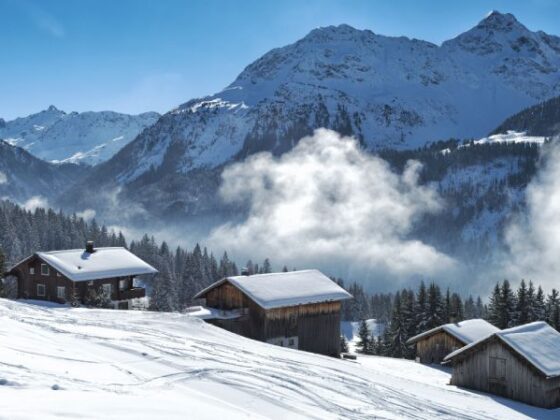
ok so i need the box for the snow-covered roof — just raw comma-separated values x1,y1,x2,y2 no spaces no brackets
407,319,499,345
195,269,352,310
184,306,243,320
35,247,158,282
444,321,560,377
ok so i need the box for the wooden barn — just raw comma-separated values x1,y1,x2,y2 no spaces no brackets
192,270,352,357
6,242,157,309
407,319,499,364
444,322,560,408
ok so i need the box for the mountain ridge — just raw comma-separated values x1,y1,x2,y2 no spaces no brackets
0,106,160,166
58,11,560,223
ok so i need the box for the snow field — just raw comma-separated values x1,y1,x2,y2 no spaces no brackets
0,299,557,419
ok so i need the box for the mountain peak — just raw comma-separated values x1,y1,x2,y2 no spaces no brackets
302,24,369,43
46,105,61,112
476,10,525,32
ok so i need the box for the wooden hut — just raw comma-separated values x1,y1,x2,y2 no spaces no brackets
443,321,560,408
6,242,157,309
406,319,499,364
193,270,352,357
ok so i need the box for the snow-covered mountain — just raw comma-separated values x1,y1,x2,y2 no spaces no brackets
0,106,159,165
0,140,89,205
0,299,551,419
59,11,560,222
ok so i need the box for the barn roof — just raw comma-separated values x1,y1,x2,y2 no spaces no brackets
194,269,352,310
407,319,499,345
34,247,158,282
444,321,560,378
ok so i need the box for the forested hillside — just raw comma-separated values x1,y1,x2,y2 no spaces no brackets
492,95,560,136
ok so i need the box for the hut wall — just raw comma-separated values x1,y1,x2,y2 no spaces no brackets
264,302,342,357
416,331,464,364
202,284,343,357
450,338,560,408
204,282,245,310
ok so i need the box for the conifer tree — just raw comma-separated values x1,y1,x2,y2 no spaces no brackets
415,281,428,333
515,279,529,325
546,289,560,331
533,285,546,322
340,335,349,354
425,283,444,329
500,280,516,328
356,319,371,353
487,282,502,327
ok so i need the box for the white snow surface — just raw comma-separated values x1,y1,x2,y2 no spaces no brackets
408,319,499,345
35,247,158,282
445,321,560,377
196,270,352,309
185,305,242,320
0,299,557,419
469,131,547,147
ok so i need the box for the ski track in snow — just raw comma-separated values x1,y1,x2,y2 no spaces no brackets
0,299,557,419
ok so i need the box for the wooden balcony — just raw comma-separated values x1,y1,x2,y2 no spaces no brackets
118,287,146,300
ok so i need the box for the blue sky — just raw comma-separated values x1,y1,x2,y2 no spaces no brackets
1,0,559,120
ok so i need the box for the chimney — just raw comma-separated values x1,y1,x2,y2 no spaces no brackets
85,241,95,253
241,267,250,276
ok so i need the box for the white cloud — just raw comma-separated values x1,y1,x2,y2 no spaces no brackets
76,208,96,222
504,140,560,288
23,195,48,212
209,129,455,284
0,171,7,185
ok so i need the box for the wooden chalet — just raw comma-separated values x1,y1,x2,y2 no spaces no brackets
192,269,352,357
6,241,157,309
444,322,560,408
406,319,499,364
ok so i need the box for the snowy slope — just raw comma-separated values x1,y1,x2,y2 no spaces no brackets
0,299,556,419
0,106,159,165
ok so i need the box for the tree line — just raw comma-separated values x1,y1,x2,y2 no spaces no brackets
0,200,272,309
349,279,560,359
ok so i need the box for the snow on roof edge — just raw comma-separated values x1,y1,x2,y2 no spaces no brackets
407,319,498,345
195,270,352,310
444,322,560,378
34,247,158,282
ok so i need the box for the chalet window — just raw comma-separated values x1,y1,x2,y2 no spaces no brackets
37,284,46,297
489,357,506,381
41,264,49,276
119,279,127,290
57,286,65,299
29,267,35,275
288,338,295,346
102,283,112,297
56,272,61,277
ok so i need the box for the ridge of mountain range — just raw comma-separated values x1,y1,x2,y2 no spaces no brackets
1,11,560,266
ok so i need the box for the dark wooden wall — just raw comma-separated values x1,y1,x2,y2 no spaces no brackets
10,255,135,305
203,281,343,357
416,331,465,364
450,337,560,408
